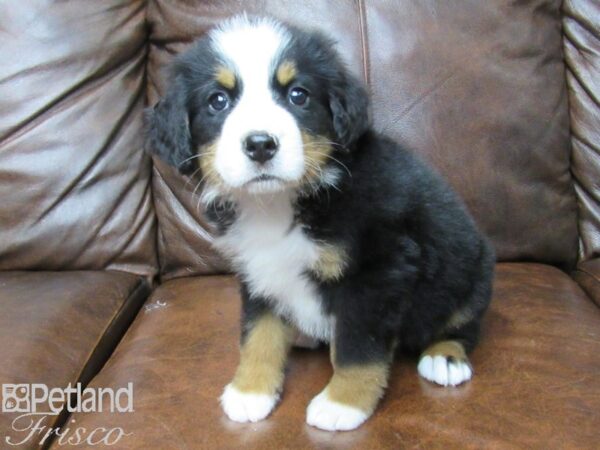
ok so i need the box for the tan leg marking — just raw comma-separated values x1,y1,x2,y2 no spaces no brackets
325,363,390,414
443,306,474,332
306,344,392,430
423,340,467,360
325,342,391,413
231,313,294,395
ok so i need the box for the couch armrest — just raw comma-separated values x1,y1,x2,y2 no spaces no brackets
572,259,600,307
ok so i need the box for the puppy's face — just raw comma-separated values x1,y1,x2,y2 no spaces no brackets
146,16,369,198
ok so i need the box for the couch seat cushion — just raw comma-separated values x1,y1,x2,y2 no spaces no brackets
55,264,600,449
0,271,150,448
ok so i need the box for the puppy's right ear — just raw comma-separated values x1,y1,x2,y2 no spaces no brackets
144,77,195,175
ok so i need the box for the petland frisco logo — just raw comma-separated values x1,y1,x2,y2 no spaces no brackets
2,383,133,446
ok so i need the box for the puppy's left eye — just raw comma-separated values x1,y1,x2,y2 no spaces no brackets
208,92,229,112
289,87,309,106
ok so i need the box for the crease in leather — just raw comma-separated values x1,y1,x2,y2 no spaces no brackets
562,5,600,41
381,70,459,135
41,275,151,450
34,54,147,226
0,39,147,147
155,165,216,243
152,164,227,277
562,0,600,262
102,186,157,275
563,48,600,107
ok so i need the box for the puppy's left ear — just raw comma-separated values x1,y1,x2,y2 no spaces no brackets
144,76,195,175
329,72,369,148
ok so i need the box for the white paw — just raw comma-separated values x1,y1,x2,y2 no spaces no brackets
220,384,278,423
306,391,368,431
418,355,473,386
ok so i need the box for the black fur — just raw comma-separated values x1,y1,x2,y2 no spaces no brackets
144,75,195,174
297,131,495,364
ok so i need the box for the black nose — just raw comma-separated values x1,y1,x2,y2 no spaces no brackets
243,133,279,164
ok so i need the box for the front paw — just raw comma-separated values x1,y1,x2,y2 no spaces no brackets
220,384,278,423
306,391,369,431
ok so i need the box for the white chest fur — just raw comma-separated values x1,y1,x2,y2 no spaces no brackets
213,192,332,341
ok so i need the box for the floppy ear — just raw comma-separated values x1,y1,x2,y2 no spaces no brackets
329,72,370,148
144,77,195,175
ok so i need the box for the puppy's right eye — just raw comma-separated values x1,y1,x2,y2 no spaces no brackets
208,92,229,112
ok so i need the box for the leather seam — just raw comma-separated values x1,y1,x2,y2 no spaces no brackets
576,267,600,285
357,0,370,86
41,276,150,450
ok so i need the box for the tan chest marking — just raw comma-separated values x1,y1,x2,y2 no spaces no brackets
312,243,348,282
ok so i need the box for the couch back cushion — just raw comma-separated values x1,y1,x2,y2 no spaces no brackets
563,0,600,262
147,0,578,279
0,1,156,276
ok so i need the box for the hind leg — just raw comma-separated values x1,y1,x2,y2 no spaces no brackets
419,239,493,387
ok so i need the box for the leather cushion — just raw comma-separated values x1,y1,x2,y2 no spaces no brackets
59,265,600,448
0,1,157,276
0,271,150,449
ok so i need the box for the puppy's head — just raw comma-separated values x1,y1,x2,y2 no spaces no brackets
145,15,369,197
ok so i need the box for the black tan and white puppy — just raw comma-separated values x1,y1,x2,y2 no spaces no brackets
145,16,495,431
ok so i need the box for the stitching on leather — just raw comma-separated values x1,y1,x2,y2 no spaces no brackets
357,0,370,86
573,270,600,307
578,266,600,285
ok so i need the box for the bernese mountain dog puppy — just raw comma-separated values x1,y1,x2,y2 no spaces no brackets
145,15,495,431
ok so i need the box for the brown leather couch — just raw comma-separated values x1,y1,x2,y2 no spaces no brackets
1,1,599,449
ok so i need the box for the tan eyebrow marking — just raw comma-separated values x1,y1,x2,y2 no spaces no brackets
276,60,297,86
215,66,236,89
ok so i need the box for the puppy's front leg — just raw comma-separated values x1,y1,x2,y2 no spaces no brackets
221,293,294,423
306,325,394,431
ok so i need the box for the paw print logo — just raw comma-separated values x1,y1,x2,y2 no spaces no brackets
2,384,30,413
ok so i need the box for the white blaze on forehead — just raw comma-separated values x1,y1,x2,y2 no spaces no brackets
210,16,291,82
208,16,305,191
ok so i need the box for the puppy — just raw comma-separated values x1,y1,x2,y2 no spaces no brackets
145,15,495,431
